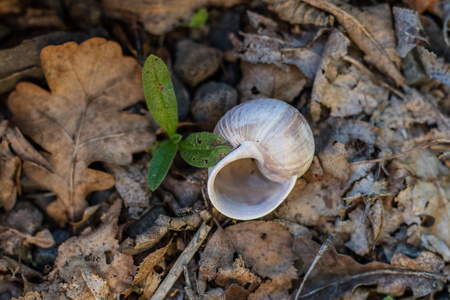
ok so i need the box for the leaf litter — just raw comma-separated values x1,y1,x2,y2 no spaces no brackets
1,0,450,299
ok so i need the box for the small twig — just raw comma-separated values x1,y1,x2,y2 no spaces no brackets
351,139,450,165
295,234,334,300
151,222,212,300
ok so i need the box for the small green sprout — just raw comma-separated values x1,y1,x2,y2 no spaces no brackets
143,55,232,191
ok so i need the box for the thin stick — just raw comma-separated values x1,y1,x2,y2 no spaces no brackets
150,222,212,300
351,139,450,165
294,234,334,300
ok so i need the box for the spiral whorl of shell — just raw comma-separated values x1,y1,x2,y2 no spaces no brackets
207,98,315,220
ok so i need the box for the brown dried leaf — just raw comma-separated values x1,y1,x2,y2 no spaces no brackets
132,242,170,286
294,236,446,299
216,256,260,291
402,0,439,14
81,269,110,299
248,267,297,300
264,0,333,26
303,0,404,85
120,210,210,255
7,38,155,224
276,175,346,227
48,200,136,299
200,221,296,298
101,0,245,35
238,62,310,103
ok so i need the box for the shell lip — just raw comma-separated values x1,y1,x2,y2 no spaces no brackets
207,141,297,220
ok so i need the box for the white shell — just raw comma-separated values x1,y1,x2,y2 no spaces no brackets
207,98,315,220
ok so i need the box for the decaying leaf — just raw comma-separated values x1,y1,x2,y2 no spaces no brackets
264,0,333,26
393,7,450,86
120,210,211,255
104,160,151,219
230,12,325,78
395,152,450,261
374,89,449,132
42,200,136,299
81,269,110,299
311,29,390,117
238,61,310,103
7,38,155,224
132,242,169,298
133,242,169,286
295,236,447,299
302,0,404,85
101,0,245,35
312,29,350,104
200,221,297,298
216,256,260,291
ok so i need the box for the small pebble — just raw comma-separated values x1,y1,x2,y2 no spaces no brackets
191,81,238,131
209,11,241,51
175,39,222,87
33,246,58,270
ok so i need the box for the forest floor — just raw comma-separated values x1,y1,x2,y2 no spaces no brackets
0,0,449,299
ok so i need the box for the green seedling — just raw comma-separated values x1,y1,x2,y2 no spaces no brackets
143,55,232,191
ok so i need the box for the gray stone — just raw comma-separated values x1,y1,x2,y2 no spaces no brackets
191,81,238,131
175,39,222,87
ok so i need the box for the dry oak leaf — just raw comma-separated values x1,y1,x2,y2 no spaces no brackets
7,38,155,224
295,236,447,299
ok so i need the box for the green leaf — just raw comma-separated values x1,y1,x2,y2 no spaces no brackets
187,8,209,28
142,55,178,137
179,132,232,168
170,133,182,144
147,140,178,191
383,297,394,300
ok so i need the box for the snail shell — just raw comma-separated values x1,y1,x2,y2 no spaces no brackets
207,98,315,220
